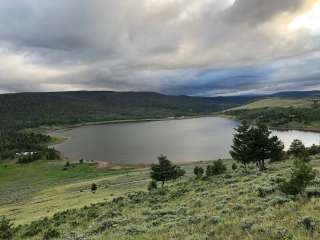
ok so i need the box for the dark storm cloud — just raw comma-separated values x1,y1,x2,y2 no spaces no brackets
0,0,319,95
223,0,305,24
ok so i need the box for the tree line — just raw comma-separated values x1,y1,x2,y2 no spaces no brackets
226,107,320,128
0,130,60,162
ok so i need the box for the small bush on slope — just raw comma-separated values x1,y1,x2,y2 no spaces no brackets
0,216,14,239
206,159,227,176
280,159,317,195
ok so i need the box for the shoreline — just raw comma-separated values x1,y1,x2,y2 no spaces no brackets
45,114,217,133
217,113,320,133
270,126,320,133
43,113,320,135
46,114,320,168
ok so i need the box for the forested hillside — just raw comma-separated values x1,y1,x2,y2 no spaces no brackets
225,96,320,131
0,91,255,130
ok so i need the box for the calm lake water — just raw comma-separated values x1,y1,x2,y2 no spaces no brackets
51,117,320,165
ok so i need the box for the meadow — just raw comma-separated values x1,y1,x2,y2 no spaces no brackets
230,97,313,110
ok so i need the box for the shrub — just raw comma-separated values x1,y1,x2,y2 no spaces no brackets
206,160,227,176
23,219,49,237
270,196,291,206
173,166,186,180
280,159,316,195
306,187,320,198
307,144,320,156
232,163,238,171
43,228,60,240
126,226,146,235
91,183,98,193
0,216,14,239
256,186,275,198
148,180,158,191
46,148,60,160
193,166,204,179
209,216,221,225
298,216,317,232
241,218,254,231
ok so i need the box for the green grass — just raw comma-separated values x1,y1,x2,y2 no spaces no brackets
0,159,208,225
2,158,320,239
230,97,312,110
0,160,141,224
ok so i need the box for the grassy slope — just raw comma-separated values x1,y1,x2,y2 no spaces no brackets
230,97,312,110
0,159,207,225
225,97,320,131
0,161,143,224
5,157,320,240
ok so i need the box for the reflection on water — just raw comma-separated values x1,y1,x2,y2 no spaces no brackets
51,117,320,165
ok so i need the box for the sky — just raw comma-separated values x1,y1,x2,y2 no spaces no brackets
0,0,320,96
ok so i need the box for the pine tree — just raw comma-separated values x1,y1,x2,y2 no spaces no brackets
150,155,177,187
269,136,285,162
249,124,272,171
288,139,306,158
230,122,284,171
230,121,252,170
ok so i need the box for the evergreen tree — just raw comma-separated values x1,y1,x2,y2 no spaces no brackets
249,124,272,171
269,136,285,162
150,155,177,187
230,121,252,170
288,139,306,158
230,122,285,171
173,166,186,180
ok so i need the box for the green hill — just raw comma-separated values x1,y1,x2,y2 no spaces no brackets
225,97,320,131
230,97,312,110
0,91,255,130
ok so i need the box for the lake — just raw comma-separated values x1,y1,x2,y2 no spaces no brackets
51,117,320,165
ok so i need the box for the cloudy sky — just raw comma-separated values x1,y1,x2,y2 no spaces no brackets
0,0,320,96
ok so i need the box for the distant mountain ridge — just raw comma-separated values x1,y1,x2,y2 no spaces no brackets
0,91,256,130
1,90,319,130
270,90,320,98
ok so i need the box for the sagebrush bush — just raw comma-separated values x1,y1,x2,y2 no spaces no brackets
232,163,238,171
43,228,60,240
91,183,98,193
148,180,158,191
298,216,318,232
0,216,14,240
